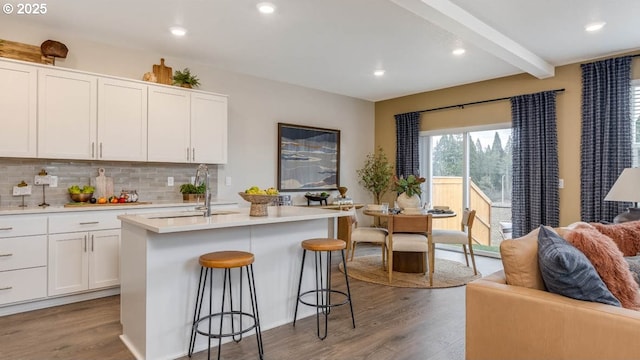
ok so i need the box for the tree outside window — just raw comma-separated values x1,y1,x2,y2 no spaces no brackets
431,131,512,203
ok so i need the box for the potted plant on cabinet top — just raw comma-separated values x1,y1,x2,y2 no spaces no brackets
356,147,394,204
179,183,206,202
394,174,425,209
173,68,200,88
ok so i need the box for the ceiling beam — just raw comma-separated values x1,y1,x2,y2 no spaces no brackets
390,0,555,79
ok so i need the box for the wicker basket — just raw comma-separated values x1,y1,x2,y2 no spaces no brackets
238,193,279,216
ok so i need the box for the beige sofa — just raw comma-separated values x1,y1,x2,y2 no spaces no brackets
466,226,640,360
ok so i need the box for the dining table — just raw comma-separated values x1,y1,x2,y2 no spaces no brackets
363,208,457,275
363,208,457,219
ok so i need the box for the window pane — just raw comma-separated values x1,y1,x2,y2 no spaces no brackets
430,133,464,232
431,133,463,205
469,129,512,248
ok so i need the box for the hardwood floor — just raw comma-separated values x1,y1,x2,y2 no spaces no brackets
0,246,502,360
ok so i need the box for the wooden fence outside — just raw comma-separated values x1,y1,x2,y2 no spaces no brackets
431,177,492,246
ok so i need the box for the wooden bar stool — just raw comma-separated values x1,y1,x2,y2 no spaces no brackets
188,251,264,360
293,238,355,340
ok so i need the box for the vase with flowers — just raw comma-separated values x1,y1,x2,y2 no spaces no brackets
393,174,425,209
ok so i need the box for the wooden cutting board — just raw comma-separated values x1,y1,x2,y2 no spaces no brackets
64,201,151,208
94,168,114,199
152,58,173,85
0,39,54,65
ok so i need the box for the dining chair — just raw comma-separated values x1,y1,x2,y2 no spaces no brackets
385,214,433,284
431,209,477,275
343,208,388,265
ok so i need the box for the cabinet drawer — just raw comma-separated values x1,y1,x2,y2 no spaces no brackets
0,235,47,271
49,212,121,233
0,267,47,306
0,216,47,238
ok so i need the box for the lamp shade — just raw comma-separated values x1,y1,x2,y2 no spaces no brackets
604,168,640,203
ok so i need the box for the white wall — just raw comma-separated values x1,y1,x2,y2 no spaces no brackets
0,19,375,207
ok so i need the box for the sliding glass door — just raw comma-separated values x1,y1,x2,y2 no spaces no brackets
421,124,512,255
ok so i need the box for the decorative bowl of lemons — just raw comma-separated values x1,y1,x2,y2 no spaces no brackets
239,186,279,216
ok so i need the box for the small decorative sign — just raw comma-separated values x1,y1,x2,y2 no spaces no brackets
13,182,32,196
34,175,52,185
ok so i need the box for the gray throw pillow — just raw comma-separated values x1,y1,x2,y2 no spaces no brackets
624,255,640,286
537,226,621,307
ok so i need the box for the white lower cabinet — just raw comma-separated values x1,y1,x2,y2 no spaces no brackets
89,229,120,289
48,229,120,296
0,216,48,306
48,210,122,296
0,267,47,305
0,205,220,314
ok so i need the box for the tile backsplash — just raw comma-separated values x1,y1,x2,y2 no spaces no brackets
0,158,217,208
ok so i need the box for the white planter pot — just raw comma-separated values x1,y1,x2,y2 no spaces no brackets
396,192,421,209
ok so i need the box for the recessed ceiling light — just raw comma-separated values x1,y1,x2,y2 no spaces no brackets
585,22,606,32
170,26,187,37
257,2,276,14
452,48,466,56
374,70,385,77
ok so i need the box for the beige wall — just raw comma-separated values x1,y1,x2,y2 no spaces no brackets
376,52,640,226
0,18,376,207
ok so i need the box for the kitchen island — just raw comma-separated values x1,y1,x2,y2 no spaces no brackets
118,206,348,360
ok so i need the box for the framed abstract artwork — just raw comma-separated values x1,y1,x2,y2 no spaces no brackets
277,123,340,191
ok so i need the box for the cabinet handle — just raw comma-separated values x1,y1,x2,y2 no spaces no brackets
91,234,94,252
192,148,195,162
0,253,13,257
92,142,95,158
0,227,12,231
84,235,87,252
187,147,190,161
100,143,103,158
0,286,12,291
79,221,99,225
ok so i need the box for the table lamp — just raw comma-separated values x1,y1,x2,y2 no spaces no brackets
604,168,640,223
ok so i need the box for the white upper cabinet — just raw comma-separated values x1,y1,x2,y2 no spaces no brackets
38,70,148,162
98,78,148,161
148,85,228,164
1,58,227,163
191,93,228,164
38,68,97,160
0,61,37,157
147,85,191,163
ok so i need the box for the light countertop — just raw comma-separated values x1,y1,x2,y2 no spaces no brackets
0,200,237,216
118,206,348,234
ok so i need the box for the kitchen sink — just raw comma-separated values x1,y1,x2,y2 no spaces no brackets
143,210,239,219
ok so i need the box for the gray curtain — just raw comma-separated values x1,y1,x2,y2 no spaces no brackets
394,112,420,177
511,91,559,237
580,56,633,222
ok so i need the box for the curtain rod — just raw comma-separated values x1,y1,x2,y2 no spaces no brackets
406,54,637,115
417,88,565,114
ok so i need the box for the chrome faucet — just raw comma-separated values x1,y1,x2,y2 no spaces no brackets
194,164,211,217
